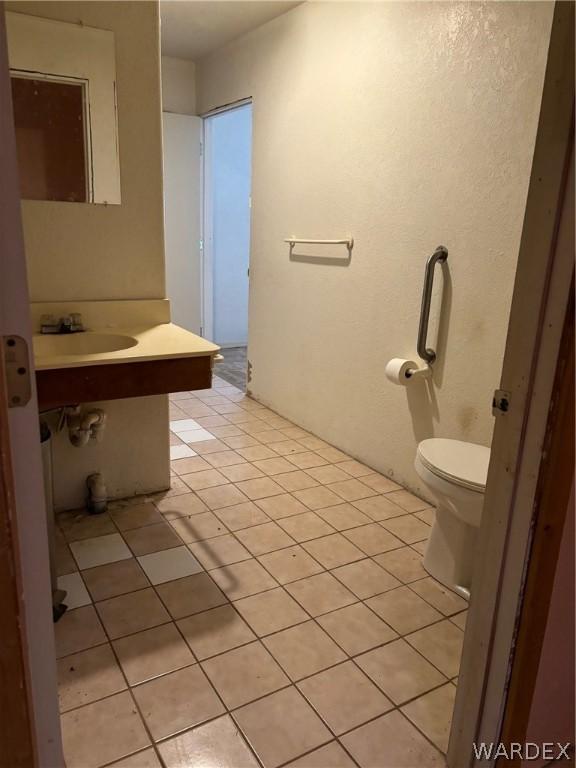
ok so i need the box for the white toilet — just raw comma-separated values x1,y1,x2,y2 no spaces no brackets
414,438,490,600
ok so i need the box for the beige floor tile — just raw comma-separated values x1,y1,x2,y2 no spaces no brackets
373,546,428,583
235,477,285,500
236,521,295,555
170,456,211,475
296,435,328,450
133,664,225,741
281,426,311,440
411,540,427,555
254,429,288,445
277,512,336,542
258,545,324,584
285,741,356,767
210,558,278,600
123,522,182,556
169,511,227,542
214,501,270,530
385,489,430,513
234,588,308,636
326,479,376,502
270,439,309,456
286,572,357,616
352,495,407,521
202,641,289,709
82,559,150,602
110,503,164,531
410,576,468,616
155,493,208,519
305,465,350,484
61,690,150,768
256,493,309,520
137,546,203,585
317,602,396,656
113,622,195,685
70,533,133,570
287,451,329,470
108,747,161,767
159,714,260,768
55,605,107,659
177,604,255,660
253,457,296,476
298,661,392,735
58,510,116,542
406,620,464,678
359,473,402,494
263,620,346,681
381,514,431,544
337,459,374,478
315,503,371,531
402,682,456,753
236,444,278,461
234,686,331,768
157,573,228,619
197,415,236,428
315,447,349,463
57,643,126,712
343,523,404,555
366,585,442,634
451,610,468,631
274,470,320,492
341,709,444,767
356,639,446,704
204,450,247,468
293,486,343,510
209,425,245,438
182,468,229,491
303,533,364,569
96,588,170,639
156,477,191,498
189,533,252,570
332,559,401,599
223,434,261,449
415,507,435,525
219,463,265,482
55,529,77,576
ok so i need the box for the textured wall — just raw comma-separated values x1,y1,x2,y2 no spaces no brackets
196,1,552,494
162,55,196,115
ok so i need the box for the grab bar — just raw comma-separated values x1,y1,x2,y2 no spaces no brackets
417,245,448,365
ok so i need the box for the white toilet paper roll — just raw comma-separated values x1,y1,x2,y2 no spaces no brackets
385,358,416,385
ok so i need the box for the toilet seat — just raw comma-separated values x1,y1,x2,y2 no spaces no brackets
417,438,490,493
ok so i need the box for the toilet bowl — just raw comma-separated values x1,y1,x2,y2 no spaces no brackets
414,438,490,600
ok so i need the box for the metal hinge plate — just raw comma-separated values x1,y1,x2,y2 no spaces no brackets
492,389,511,416
3,335,31,408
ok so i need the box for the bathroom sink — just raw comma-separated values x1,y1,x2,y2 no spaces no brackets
34,332,137,359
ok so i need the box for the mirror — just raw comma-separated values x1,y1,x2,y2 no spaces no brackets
6,12,121,205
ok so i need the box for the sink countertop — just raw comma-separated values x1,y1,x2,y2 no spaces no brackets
34,323,220,371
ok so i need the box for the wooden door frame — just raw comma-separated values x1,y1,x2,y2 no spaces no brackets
448,3,575,764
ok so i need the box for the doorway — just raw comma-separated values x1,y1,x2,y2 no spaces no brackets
202,101,252,388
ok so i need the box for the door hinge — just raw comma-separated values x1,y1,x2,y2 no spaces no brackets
199,141,203,156
199,239,204,251
3,335,31,408
492,389,511,416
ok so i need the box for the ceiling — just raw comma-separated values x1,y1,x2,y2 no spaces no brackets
161,1,301,61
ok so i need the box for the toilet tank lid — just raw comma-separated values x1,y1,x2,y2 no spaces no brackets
417,438,490,492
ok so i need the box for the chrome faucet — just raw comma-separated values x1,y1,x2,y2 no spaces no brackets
40,313,85,334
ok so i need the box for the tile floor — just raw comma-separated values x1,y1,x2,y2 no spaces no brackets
55,375,467,767
214,346,248,391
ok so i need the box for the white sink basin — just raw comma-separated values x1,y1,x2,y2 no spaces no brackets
34,332,138,359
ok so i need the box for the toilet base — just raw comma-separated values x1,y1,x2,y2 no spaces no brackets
423,505,476,600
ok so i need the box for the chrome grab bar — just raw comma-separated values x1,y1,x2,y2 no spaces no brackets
417,245,448,365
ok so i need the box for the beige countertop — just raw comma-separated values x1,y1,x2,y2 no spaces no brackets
33,323,220,371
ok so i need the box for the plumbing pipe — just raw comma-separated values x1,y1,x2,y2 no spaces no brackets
86,473,108,514
67,407,107,447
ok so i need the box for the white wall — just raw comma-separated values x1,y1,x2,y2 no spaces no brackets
207,104,252,346
7,1,170,509
161,55,196,115
196,1,553,494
